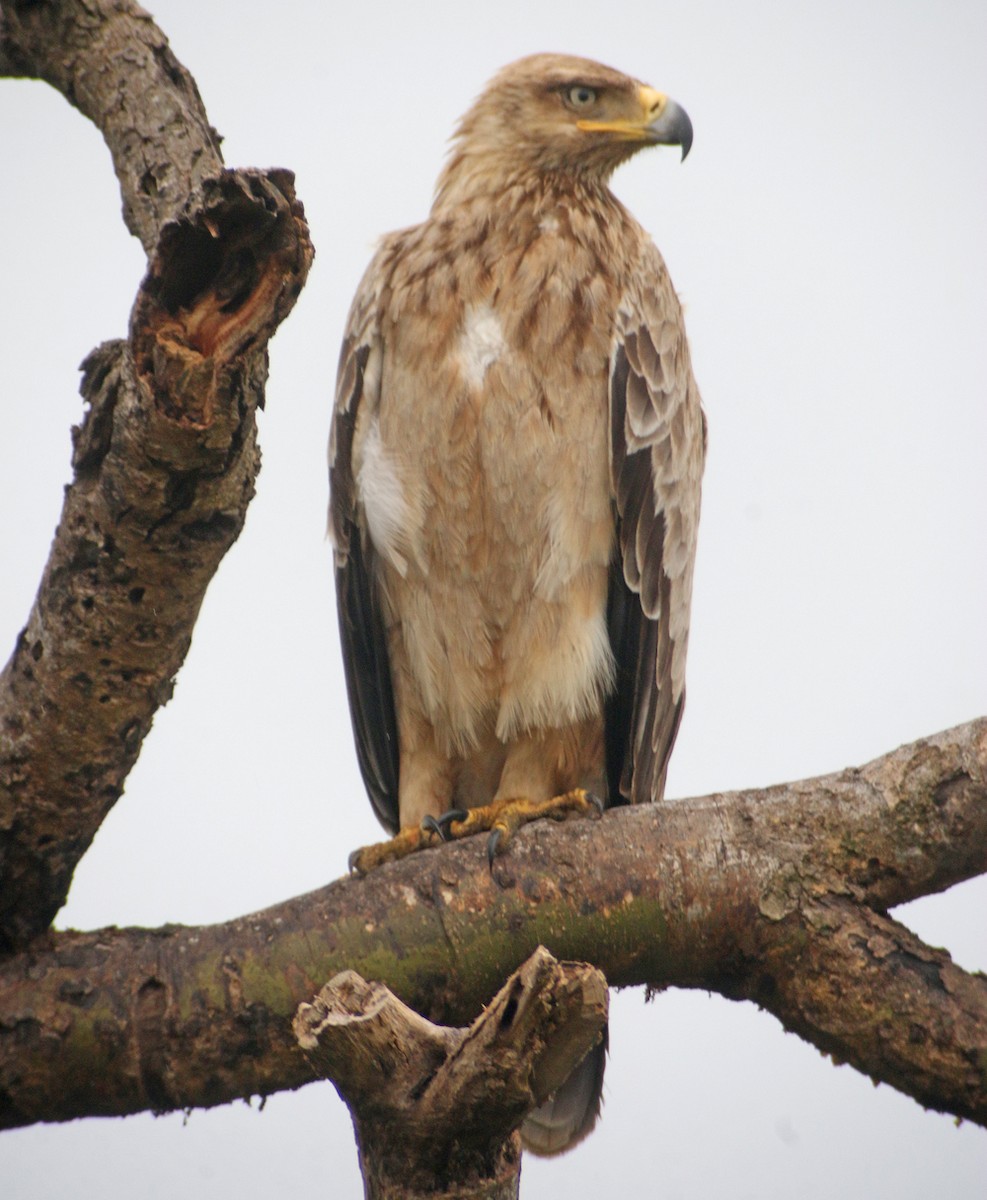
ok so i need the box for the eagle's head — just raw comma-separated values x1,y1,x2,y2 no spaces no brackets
435,54,692,205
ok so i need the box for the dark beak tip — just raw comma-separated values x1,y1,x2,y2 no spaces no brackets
651,99,694,163
679,115,695,162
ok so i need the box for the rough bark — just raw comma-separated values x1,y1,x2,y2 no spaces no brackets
1,720,984,1132
749,898,987,1123
0,0,314,952
293,949,607,1199
0,0,222,249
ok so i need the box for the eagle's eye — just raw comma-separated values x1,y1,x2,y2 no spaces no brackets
565,84,598,109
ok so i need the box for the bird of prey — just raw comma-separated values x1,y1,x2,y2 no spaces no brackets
329,54,705,1154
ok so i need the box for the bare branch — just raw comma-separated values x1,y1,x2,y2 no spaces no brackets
0,0,223,248
747,898,987,1124
0,3,314,951
1,720,983,1131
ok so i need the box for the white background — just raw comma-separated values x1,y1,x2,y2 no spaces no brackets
2,1,985,1195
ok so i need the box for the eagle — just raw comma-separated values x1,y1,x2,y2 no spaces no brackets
329,54,704,1154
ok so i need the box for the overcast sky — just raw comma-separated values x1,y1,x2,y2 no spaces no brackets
2,1,985,1196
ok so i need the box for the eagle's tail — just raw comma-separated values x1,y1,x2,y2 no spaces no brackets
520,1027,607,1157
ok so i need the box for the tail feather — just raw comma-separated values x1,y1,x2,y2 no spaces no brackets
520,1028,608,1157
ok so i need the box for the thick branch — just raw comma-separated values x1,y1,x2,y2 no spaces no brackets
293,949,607,1199
0,721,983,1131
0,5,314,952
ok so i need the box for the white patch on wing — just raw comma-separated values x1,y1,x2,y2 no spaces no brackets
357,416,411,575
458,303,506,388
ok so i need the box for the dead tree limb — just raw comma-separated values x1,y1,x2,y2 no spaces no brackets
0,719,983,1131
294,948,608,1200
0,0,313,951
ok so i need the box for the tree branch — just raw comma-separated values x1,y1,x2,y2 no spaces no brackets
1,720,983,1131
0,1,313,952
749,898,987,1124
0,0,223,249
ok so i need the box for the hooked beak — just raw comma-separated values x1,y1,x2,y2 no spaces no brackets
644,95,693,160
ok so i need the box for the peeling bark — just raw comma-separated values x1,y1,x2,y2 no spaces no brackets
0,1,313,952
0,721,984,1131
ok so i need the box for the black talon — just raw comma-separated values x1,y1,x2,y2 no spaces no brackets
422,809,469,842
347,849,364,875
487,827,503,869
421,814,442,839
586,791,605,817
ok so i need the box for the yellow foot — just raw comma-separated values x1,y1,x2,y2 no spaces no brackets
432,789,604,867
348,789,603,874
348,824,440,875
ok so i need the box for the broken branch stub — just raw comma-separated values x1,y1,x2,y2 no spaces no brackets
293,946,608,1200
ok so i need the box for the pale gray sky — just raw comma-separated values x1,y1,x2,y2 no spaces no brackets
2,1,986,1196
